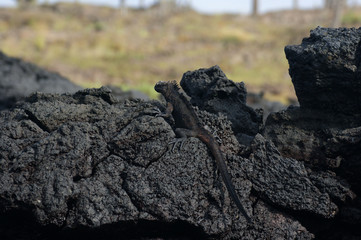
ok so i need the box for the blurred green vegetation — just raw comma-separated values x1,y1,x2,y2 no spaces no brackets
1,3,358,102
342,10,361,24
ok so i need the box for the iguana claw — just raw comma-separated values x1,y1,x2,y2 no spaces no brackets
169,137,187,152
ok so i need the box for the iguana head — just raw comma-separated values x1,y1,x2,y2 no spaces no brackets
154,81,179,96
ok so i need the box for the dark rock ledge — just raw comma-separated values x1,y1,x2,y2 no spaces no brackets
0,85,319,240
264,27,361,239
0,27,360,240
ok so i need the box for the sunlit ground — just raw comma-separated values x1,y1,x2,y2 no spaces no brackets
1,3,360,103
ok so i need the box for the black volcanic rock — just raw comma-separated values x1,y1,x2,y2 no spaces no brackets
264,106,360,166
0,85,341,239
265,28,361,187
284,27,361,116
180,65,263,136
264,27,361,239
0,51,82,110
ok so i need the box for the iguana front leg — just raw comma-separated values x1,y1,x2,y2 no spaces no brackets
169,128,198,151
156,102,173,118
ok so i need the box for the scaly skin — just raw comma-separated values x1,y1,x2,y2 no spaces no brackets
155,81,251,222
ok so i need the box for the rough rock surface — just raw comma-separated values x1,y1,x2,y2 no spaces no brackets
0,51,82,111
180,65,263,137
264,27,361,239
0,85,328,239
265,27,361,191
285,27,361,116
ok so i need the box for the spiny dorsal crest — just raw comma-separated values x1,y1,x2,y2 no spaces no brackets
171,80,180,91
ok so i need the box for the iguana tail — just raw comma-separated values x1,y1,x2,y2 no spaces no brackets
198,129,252,223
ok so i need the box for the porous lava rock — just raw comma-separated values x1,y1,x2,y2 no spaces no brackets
264,27,361,239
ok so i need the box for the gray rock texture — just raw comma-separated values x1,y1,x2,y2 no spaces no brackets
285,27,361,117
265,27,361,190
0,51,82,110
0,86,325,239
180,65,263,137
264,27,361,239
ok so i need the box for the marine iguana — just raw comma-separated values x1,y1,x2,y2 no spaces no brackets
154,80,251,222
